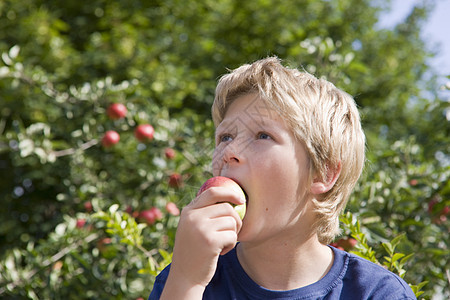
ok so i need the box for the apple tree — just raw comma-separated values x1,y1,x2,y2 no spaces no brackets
0,0,448,299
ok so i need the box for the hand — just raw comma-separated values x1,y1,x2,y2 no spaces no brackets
160,186,244,299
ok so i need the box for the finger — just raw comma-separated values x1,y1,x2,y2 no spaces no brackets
201,203,243,232
207,215,239,233
201,226,238,256
189,186,246,209
217,230,239,255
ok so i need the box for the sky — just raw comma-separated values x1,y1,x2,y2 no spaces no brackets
377,0,450,79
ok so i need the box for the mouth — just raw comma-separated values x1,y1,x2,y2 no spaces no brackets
242,188,249,206
230,178,249,205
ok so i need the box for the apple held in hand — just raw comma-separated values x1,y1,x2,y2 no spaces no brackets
197,176,246,220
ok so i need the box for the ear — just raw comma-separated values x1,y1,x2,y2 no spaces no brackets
310,162,342,195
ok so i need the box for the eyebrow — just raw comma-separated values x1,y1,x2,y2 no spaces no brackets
215,116,287,139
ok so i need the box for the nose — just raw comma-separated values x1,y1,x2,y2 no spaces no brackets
222,142,241,164
212,140,244,176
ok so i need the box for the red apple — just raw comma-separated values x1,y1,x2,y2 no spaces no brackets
168,173,183,188
197,176,246,219
428,198,439,213
52,261,63,271
409,179,418,186
165,147,176,160
101,237,112,244
84,201,93,212
107,103,127,120
330,242,344,251
102,130,120,147
97,237,112,253
165,202,180,216
134,124,154,142
336,237,357,251
125,205,133,215
76,218,86,228
139,207,163,225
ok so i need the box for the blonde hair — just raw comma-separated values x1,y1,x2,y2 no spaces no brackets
212,57,365,244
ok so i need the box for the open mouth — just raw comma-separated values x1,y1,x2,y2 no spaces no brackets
226,177,248,206
243,189,249,205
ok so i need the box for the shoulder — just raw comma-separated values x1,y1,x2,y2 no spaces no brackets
333,246,416,299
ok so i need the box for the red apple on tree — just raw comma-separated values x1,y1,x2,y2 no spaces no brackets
102,130,120,147
76,218,86,228
168,173,183,188
107,103,127,120
197,176,247,220
134,124,154,142
409,179,418,186
335,237,357,251
165,147,176,160
84,201,93,212
330,242,344,251
97,237,112,253
139,207,163,225
165,202,180,216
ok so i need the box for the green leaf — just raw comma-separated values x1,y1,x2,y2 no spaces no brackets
399,253,414,265
390,233,405,248
391,253,405,263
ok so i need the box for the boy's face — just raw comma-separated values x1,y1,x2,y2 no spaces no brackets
212,94,315,244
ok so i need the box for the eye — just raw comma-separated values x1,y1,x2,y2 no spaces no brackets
257,132,272,140
218,134,233,143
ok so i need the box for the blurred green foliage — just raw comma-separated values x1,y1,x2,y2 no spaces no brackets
0,0,448,299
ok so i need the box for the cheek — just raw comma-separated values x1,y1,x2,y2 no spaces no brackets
255,156,296,191
211,148,224,176
257,151,307,196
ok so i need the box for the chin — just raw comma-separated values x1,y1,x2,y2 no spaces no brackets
237,224,252,242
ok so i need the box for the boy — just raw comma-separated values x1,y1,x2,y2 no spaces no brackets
149,57,416,299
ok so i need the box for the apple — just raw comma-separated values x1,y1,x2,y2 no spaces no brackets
330,242,344,251
139,207,163,225
107,103,127,120
102,130,120,147
165,147,176,160
409,179,418,186
97,237,112,253
197,176,246,220
76,218,86,228
336,237,357,251
125,205,133,214
165,202,180,216
52,261,63,271
84,201,93,212
428,198,438,213
168,173,183,188
134,124,154,142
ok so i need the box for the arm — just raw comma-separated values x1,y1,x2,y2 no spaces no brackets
159,187,244,299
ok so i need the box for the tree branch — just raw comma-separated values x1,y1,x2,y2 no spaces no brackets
52,139,99,157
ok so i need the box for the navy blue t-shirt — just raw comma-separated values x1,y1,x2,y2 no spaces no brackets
149,245,416,299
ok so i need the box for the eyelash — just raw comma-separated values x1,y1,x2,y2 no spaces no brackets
257,132,272,140
218,134,233,143
217,132,272,143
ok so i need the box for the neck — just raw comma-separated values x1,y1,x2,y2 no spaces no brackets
236,235,333,291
